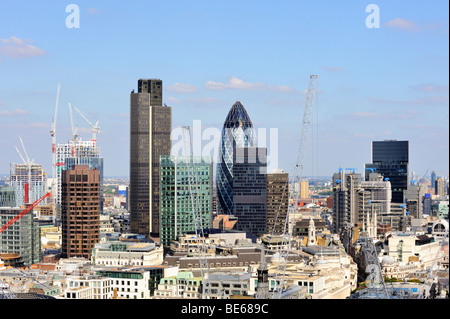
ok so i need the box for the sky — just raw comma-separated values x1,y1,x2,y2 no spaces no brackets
0,0,448,180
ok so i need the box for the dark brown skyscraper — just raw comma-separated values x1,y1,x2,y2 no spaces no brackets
130,79,172,238
61,165,100,259
266,169,289,235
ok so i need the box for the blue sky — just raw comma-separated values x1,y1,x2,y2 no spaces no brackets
0,0,448,179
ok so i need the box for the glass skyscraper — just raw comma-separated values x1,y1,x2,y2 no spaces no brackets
159,156,213,246
365,140,409,203
216,101,256,214
232,147,267,238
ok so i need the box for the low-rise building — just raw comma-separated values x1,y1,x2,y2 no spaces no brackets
92,241,163,267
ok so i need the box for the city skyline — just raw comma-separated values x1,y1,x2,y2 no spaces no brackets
0,1,448,179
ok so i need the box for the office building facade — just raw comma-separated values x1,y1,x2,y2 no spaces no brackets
365,140,409,203
159,156,213,246
0,206,41,267
232,147,267,238
130,79,172,238
61,165,100,259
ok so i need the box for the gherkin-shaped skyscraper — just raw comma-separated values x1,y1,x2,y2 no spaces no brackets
216,101,256,214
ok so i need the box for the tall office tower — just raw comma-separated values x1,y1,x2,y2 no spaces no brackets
266,169,289,235
435,177,444,197
61,165,100,259
159,156,213,246
300,179,309,199
216,101,256,214
331,170,362,234
130,79,171,238
65,156,104,213
9,163,47,206
55,140,102,218
430,171,436,191
365,140,409,204
232,147,267,238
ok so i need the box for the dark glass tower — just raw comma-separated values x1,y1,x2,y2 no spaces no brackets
365,140,409,203
216,101,256,214
130,79,172,238
232,147,267,238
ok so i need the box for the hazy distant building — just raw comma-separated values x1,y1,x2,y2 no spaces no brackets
435,177,445,197
232,147,267,238
61,165,100,259
430,171,436,191
159,156,213,246
266,169,289,235
129,79,172,238
216,101,256,215
300,180,309,199
365,140,409,204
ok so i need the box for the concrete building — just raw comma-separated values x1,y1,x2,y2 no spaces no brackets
63,275,113,299
332,170,362,234
206,271,253,298
300,180,309,199
154,271,201,299
129,79,171,238
91,241,163,267
61,165,100,259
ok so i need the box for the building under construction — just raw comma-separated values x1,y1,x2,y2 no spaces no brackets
10,163,47,207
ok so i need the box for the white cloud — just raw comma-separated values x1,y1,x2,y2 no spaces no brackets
166,83,198,93
205,76,297,93
409,83,449,93
0,108,29,116
0,36,46,59
383,18,419,31
369,95,447,106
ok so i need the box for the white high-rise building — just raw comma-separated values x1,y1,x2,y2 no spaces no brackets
54,140,102,215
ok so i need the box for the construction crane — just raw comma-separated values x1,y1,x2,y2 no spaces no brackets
0,193,51,234
181,126,211,299
50,83,60,221
68,103,79,157
359,236,390,298
15,137,35,204
70,103,100,145
272,75,318,299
